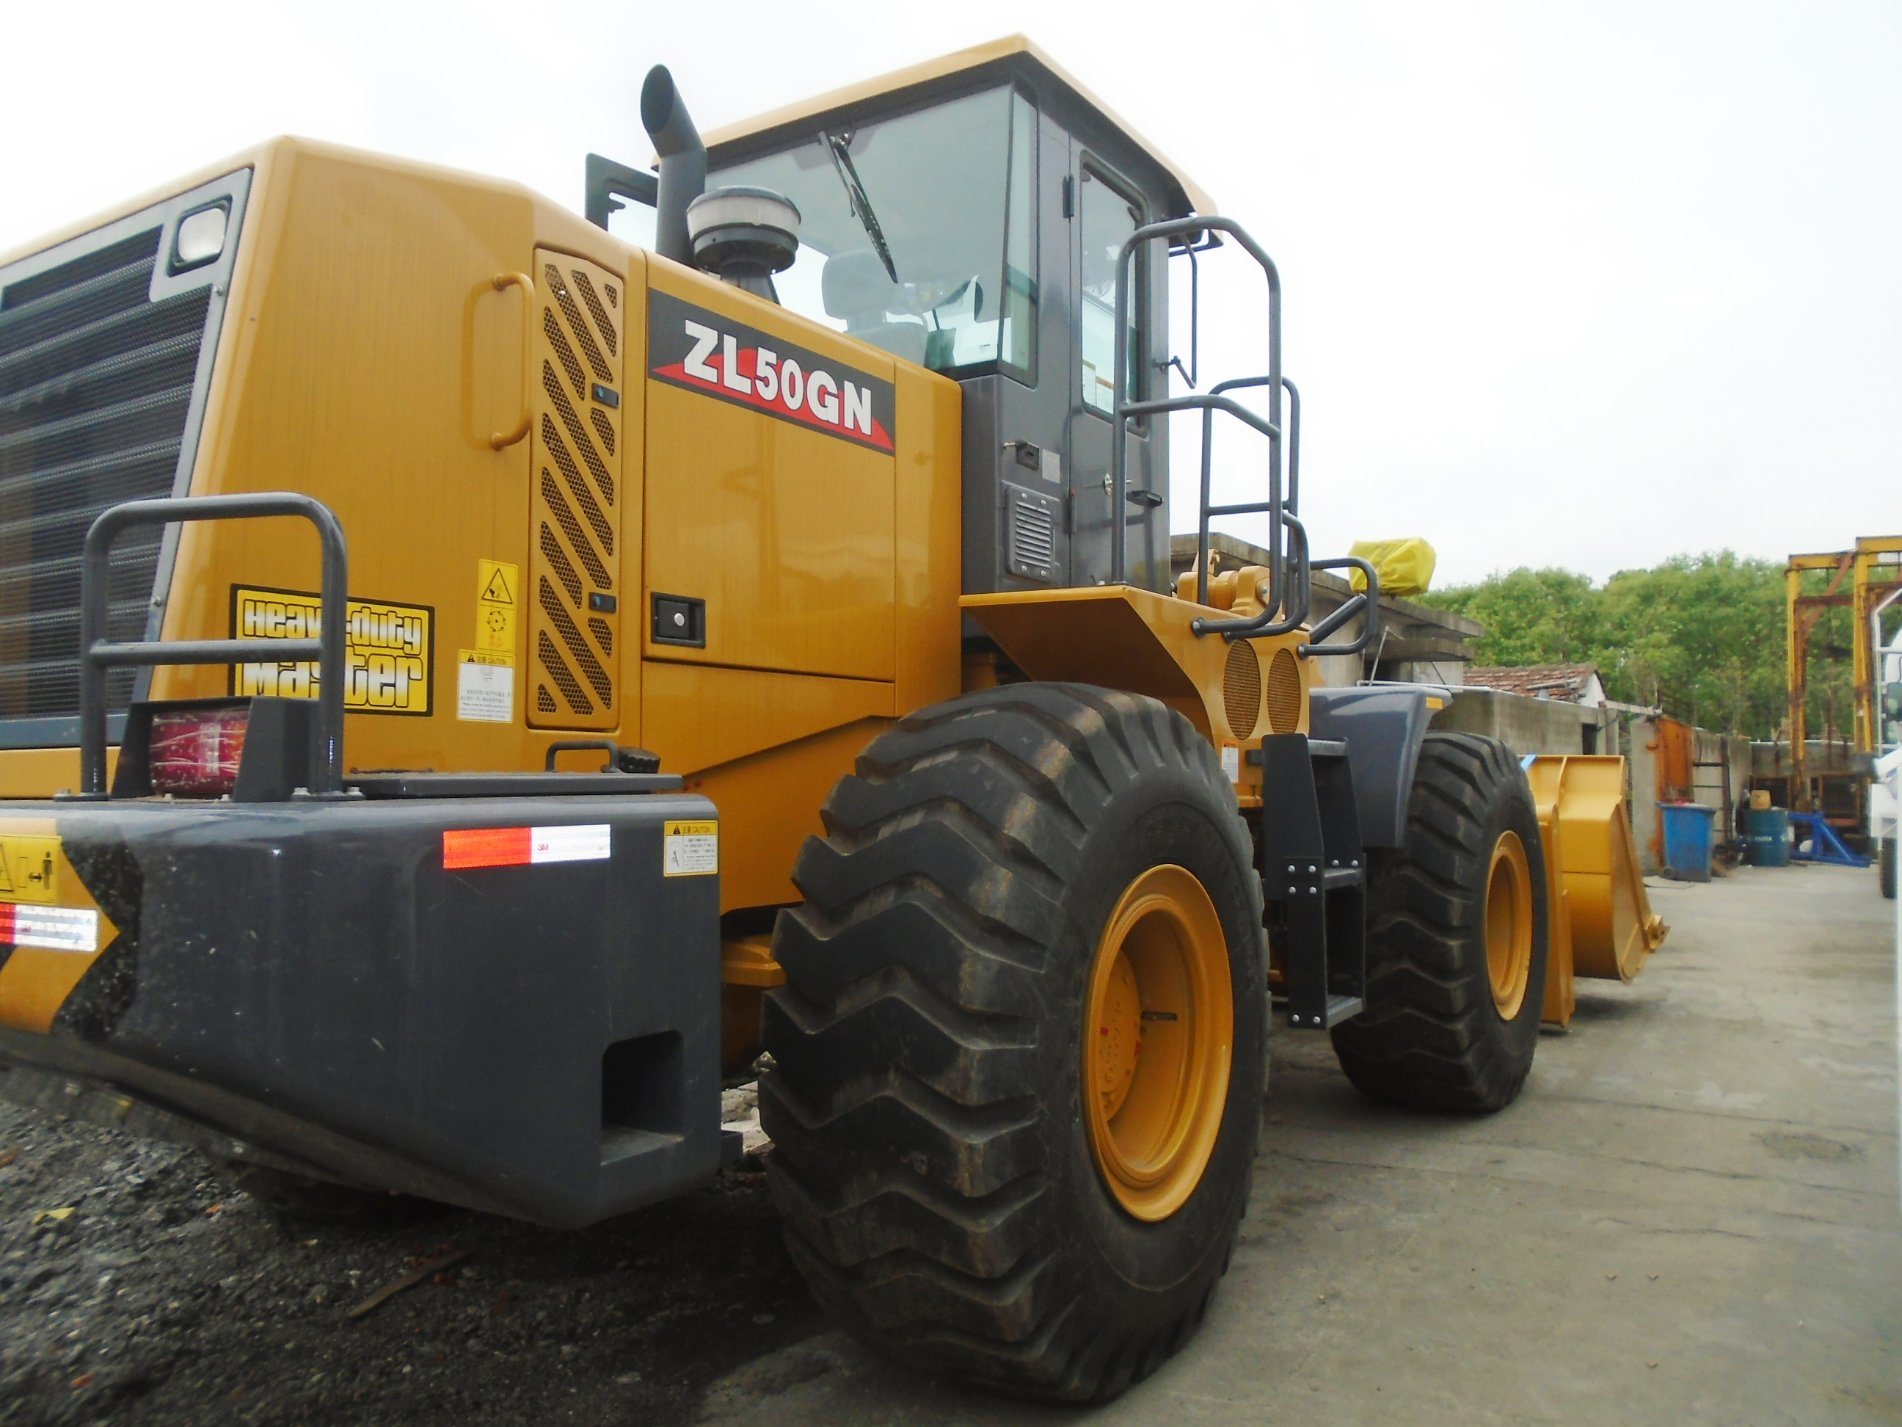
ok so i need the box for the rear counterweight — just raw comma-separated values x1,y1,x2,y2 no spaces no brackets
0,792,726,1228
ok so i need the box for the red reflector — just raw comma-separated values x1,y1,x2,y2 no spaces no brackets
442,826,533,869
149,707,249,796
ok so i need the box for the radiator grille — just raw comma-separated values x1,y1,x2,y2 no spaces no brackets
0,226,213,725
528,251,622,730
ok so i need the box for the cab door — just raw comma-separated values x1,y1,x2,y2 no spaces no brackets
1066,156,1166,590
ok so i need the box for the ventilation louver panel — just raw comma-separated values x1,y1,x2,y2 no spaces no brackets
1006,486,1060,585
0,225,217,729
528,252,623,730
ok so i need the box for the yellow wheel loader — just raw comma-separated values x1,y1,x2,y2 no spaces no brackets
0,36,1662,1401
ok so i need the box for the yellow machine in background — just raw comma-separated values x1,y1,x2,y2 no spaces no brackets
0,36,1667,1402
1783,536,1902,891
1525,756,1669,1028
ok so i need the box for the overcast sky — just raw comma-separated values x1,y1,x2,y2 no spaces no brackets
4,0,1894,587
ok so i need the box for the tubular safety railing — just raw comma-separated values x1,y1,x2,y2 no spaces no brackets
75,493,349,798
1109,216,1379,656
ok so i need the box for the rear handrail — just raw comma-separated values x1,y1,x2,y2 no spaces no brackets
1111,217,1283,599
1112,215,1378,665
1190,510,1312,642
1301,555,1382,659
77,493,349,798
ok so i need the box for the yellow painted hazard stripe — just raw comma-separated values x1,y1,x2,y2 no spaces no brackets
0,817,122,1033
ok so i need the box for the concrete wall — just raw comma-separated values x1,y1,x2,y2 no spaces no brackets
1431,687,1601,754
1433,690,1749,874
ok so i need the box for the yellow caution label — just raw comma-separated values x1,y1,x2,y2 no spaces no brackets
476,559,518,657
663,820,719,877
0,819,122,1033
230,585,433,715
0,834,60,905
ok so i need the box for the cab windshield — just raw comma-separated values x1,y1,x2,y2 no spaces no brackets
710,85,1037,379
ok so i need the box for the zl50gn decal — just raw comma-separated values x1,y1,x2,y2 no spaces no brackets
649,291,896,452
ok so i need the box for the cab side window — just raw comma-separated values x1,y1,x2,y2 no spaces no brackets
1078,167,1142,416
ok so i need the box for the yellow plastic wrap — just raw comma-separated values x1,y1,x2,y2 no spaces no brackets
1347,538,1437,598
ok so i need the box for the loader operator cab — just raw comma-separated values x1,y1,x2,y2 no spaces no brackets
592,37,1200,596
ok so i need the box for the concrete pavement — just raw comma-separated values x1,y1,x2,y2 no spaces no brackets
698,863,1901,1426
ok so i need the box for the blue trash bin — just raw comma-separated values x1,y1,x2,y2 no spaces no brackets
1745,806,1791,868
1661,802,1717,882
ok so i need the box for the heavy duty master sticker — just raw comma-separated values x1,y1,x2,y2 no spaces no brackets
230,586,434,715
648,290,896,453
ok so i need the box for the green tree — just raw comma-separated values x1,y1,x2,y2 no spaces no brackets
1435,551,1809,737
1433,567,1604,667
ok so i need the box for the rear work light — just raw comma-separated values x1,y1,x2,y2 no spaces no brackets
148,705,249,797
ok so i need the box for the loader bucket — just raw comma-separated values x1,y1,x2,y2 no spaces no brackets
1523,755,1670,1029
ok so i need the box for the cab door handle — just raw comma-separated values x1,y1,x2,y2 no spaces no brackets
489,271,535,450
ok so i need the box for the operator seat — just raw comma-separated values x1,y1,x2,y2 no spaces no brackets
821,249,928,366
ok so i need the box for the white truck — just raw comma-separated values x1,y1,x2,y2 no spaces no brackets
1872,642,1900,899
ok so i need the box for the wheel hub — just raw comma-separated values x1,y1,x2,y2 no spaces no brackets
1082,864,1234,1222
1486,830,1535,1019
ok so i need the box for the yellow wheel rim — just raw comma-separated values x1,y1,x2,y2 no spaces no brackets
1486,830,1535,1019
1082,864,1234,1222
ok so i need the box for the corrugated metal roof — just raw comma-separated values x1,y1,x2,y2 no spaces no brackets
1465,664,1603,701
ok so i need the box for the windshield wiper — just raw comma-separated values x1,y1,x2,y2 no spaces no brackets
822,128,899,283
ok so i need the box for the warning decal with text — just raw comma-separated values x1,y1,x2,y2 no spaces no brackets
663,820,719,877
460,559,519,722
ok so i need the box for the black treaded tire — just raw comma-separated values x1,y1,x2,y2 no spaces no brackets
760,684,1266,1403
1881,838,1896,900
1329,732,1548,1113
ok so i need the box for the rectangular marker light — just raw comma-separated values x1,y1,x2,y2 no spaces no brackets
171,202,229,271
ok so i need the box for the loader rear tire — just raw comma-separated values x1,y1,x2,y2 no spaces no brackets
1330,732,1548,1113
1880,838,1896,900
761,684,1266,1402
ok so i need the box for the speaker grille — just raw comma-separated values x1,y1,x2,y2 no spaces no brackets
1222,640,1260,740
1266,648,1303,734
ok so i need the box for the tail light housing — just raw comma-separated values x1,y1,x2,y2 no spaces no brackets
110,696,322,802
148,705,249,797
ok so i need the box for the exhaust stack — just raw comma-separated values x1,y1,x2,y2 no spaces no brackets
641,65,707,267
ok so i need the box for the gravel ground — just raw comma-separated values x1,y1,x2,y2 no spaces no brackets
0,1098,819,1427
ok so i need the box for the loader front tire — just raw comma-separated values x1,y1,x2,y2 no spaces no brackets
1330,732,1548,1112
1880,838,1896,900
761,684,1265,1402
